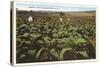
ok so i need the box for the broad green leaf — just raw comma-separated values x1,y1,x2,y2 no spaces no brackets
36,40,44,45
75,38,87,45
18,24,27,29
50,49,59,60
60,48,72,60
36,48,47,60
17,33,29,38
24,41,31,44
28,49,36,56
77,51,89,58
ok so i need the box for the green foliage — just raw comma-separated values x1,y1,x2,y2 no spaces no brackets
77,51,89,58
16,11,96,63
36,48,47,61
50,48,59,60
60,48,72,60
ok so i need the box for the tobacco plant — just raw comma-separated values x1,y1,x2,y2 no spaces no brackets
16,11,96,63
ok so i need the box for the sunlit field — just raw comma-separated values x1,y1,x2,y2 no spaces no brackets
16,10,96,63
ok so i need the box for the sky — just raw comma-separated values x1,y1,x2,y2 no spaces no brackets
16,1,96,12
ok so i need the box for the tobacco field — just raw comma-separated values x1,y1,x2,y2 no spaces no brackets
16,11,96,63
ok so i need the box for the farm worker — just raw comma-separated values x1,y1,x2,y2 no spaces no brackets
59,17,63,22
28,16,33,22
